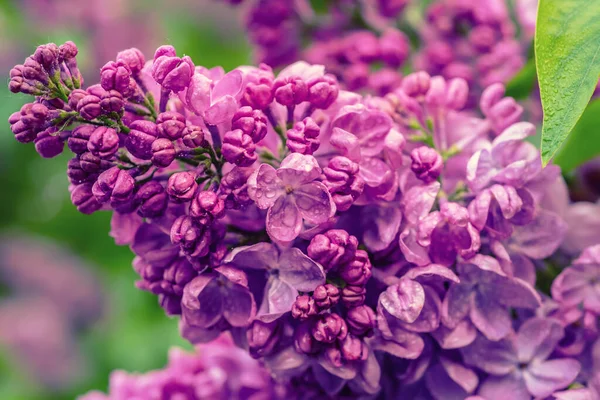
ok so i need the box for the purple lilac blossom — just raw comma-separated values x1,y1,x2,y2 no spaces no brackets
78,334,284,399
5,40,596,399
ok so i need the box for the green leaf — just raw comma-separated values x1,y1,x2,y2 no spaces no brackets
553,99,600,172
505,57,537,100
535,0,600,165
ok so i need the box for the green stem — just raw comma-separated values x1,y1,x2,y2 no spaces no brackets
177,157,200,167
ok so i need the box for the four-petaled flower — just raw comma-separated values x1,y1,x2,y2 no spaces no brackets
224,242,326,321
248,153,336,243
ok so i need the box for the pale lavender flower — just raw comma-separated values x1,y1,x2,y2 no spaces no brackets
462,318,581,400
224,242,325,321
442,256,541,341
247,153,335,243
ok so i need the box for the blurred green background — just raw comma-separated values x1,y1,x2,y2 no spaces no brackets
0,1,251,398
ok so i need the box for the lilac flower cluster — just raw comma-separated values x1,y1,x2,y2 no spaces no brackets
78,334,283,399
415,0,526,97
7,40,599,399
223,0,538,102
225,0,411,95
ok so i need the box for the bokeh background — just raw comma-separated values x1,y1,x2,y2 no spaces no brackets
0,1,251,398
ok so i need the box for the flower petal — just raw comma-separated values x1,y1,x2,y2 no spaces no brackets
470,291,513,341
247,163,284,210
330,127,361,161
440,356,479,394
379,278,425,324
181,275,223,328
266,195,302,243
223,283,256,327
212,69,243,101
223,242,279,270
278,247,325,291
461,334,518,375
491,276,541,310
294,182,335,225
516,317,564,364
442,283,474,329
399,227,431,266
400,285,442,333
110,212,142,246
510,210,568,259
185,72,212,115
257,277,298,322
331,104,391,157
278,153,322,187
204,95,239,125
478,373,530,400
432,319,477,349
402,181,441,225
523,359,581,398
361,203,403,252
466,148,495,193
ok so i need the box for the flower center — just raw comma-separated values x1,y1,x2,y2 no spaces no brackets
285,185,294,194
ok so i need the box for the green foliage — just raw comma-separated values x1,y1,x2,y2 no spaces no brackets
554,99,600,172
535,0,600,165
505,58,537,100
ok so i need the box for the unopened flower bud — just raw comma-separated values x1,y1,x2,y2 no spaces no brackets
71,183,102,214
79,152,109,173
67,157,96,184
88,126,119,159
68,89,87,110
292,295,317,320
170,215,210,257
77,94,102,120
324,346,343,367
346,305,376,336
126,120,159,160
151,138,176,168
286,117,320,155
247,319,282,358
232,106,267,142
34,128,64,158
100,60,133,96
190,191,225,224
272,76,308,106
33,43,60,73
135,181,168,218
402,71,431,97
322,156,364,211
312,313,348,343
182,125,206,148
294,322,321,354
100,90,124,113
379,28,409,68
167,171,198,202
68,125,95,154
243,82,274,110
157,111,186,140
339,250,372,286
152,46,194,92
92,167,135,204
313,284,340,310
308,229,359,271
307,74,339,109
222,129,257,167
116,48,146,74
340,334,368,361
480,83,523,135
410,146,443,183
341,285,366,307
